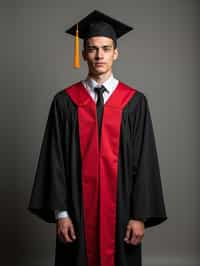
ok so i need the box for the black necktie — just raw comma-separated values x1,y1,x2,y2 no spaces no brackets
94,85,107,144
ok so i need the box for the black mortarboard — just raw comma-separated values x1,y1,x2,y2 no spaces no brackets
65,10,133,68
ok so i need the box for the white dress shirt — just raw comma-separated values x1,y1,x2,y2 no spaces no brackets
54,73,119,220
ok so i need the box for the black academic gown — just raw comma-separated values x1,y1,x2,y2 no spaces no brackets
28,81,167,266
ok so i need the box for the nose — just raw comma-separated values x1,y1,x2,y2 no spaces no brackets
95,48,104,59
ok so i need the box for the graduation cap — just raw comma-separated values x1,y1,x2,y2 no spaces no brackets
65,10,133,68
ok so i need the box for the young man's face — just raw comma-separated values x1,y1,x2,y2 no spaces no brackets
82,36,119,76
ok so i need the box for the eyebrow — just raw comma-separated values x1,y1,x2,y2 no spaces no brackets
87,45,113,49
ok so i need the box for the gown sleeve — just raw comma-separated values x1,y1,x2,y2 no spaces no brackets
131,93,168,228
28,94,68,223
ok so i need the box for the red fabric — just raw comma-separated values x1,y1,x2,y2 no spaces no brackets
65,81,136,266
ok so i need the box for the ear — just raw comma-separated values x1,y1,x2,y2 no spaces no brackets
113,48,119,61
82,50,87,61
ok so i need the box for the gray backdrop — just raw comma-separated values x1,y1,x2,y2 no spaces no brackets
0,0,199,265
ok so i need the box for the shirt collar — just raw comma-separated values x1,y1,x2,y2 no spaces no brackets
84,73,118,94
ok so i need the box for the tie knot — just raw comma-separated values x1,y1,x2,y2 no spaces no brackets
94,85,107,95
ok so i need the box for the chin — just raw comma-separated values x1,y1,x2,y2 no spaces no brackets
94,68,108,75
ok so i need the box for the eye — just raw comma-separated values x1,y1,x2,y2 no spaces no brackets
103,46,112,51
87,47,96,52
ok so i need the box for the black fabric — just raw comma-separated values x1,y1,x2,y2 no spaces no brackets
94,85,107,144
85,21,117,42
28,87,167,266
65,10,133,40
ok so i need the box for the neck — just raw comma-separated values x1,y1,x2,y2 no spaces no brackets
88,70,113,84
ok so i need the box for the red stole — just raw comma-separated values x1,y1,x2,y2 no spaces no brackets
65,81,136,266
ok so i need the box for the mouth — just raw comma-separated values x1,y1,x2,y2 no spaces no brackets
95,62,105,66
95,63,105,67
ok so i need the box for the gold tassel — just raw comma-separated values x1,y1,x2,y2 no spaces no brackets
73,24,80,68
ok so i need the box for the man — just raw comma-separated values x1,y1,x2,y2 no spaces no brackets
28,10,167,266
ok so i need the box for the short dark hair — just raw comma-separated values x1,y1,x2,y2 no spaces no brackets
83,38,117,51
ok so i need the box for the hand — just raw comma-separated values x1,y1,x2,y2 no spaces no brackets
124,219,145,245
56,217,76,244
